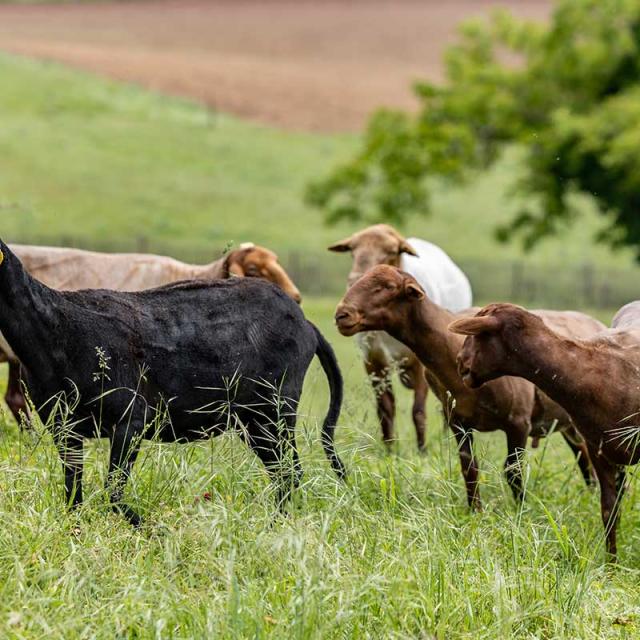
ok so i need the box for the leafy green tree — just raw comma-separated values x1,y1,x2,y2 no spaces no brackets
307,0,640,256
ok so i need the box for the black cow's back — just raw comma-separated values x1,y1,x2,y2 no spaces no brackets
35,278,317,439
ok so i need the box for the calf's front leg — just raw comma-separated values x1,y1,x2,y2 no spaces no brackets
589,449,625,560
365,359,396,449
451,422,481,510
560,426,595,487
54,430,85,509
504,426,529,502
402,359,428,453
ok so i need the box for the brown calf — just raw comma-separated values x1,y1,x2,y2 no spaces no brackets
450,301,640,559
335,266,603,508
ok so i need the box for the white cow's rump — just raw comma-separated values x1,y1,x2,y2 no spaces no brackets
400,238,472,312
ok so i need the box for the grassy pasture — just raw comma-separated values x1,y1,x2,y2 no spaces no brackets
1,302,640,639
1,53,640,637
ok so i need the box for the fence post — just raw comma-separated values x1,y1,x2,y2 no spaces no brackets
136,235,150,254
511,261,523,301
582,263,595,307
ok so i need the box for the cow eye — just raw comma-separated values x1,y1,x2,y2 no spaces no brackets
245,265,260,276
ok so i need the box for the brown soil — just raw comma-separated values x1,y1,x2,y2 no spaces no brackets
0,0,551,131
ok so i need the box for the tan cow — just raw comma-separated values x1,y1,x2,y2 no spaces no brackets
0,242,301,424
329,224,473,452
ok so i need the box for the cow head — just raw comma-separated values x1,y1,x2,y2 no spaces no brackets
449,304,538,388
226,243,301,303
335,265,424,336
328,224,418,287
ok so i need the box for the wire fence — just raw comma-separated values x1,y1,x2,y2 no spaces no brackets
287,254,640,309
8,232,640,310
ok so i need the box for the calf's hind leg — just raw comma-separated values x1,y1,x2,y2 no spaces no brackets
107,421,144,526
245,413,303,509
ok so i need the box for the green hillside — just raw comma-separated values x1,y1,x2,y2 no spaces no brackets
1,53,637,272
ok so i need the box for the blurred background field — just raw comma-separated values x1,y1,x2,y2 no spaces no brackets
0,0,551,132
2,52,638,308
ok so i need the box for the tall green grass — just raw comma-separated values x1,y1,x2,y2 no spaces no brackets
0,300,638,638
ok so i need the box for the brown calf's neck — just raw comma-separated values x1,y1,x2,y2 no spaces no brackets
388,296,465,396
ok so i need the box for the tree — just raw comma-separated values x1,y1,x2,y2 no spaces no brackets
306,0,640,256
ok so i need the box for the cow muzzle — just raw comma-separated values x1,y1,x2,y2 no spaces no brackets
334,306,363,336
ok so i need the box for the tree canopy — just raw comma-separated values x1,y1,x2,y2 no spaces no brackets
306,0,640,257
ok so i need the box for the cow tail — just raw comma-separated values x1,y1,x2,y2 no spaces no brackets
310,322,346,480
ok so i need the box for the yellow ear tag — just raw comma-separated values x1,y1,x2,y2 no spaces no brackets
0,250,4,266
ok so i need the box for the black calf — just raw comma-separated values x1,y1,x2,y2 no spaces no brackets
0,241,344,524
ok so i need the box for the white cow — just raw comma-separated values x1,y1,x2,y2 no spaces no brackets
329,224,472,451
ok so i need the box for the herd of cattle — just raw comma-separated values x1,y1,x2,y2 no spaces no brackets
1,223,640,560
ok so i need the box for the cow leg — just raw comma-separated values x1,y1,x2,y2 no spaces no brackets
589,449,622,560
402,360,428,453
246,415,303,509
107,421,143,526
5,360,30,427
54,428,85,509
504,424,529,503
560,426,595,487
616,467,628,501
365,359,395,449
451,422,481,510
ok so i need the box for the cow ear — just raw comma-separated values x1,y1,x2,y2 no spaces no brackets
328,235,353,252
222,249,246,278
404,280,425,300
228,260,245,277
399,240,418,257
449,316,501,336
